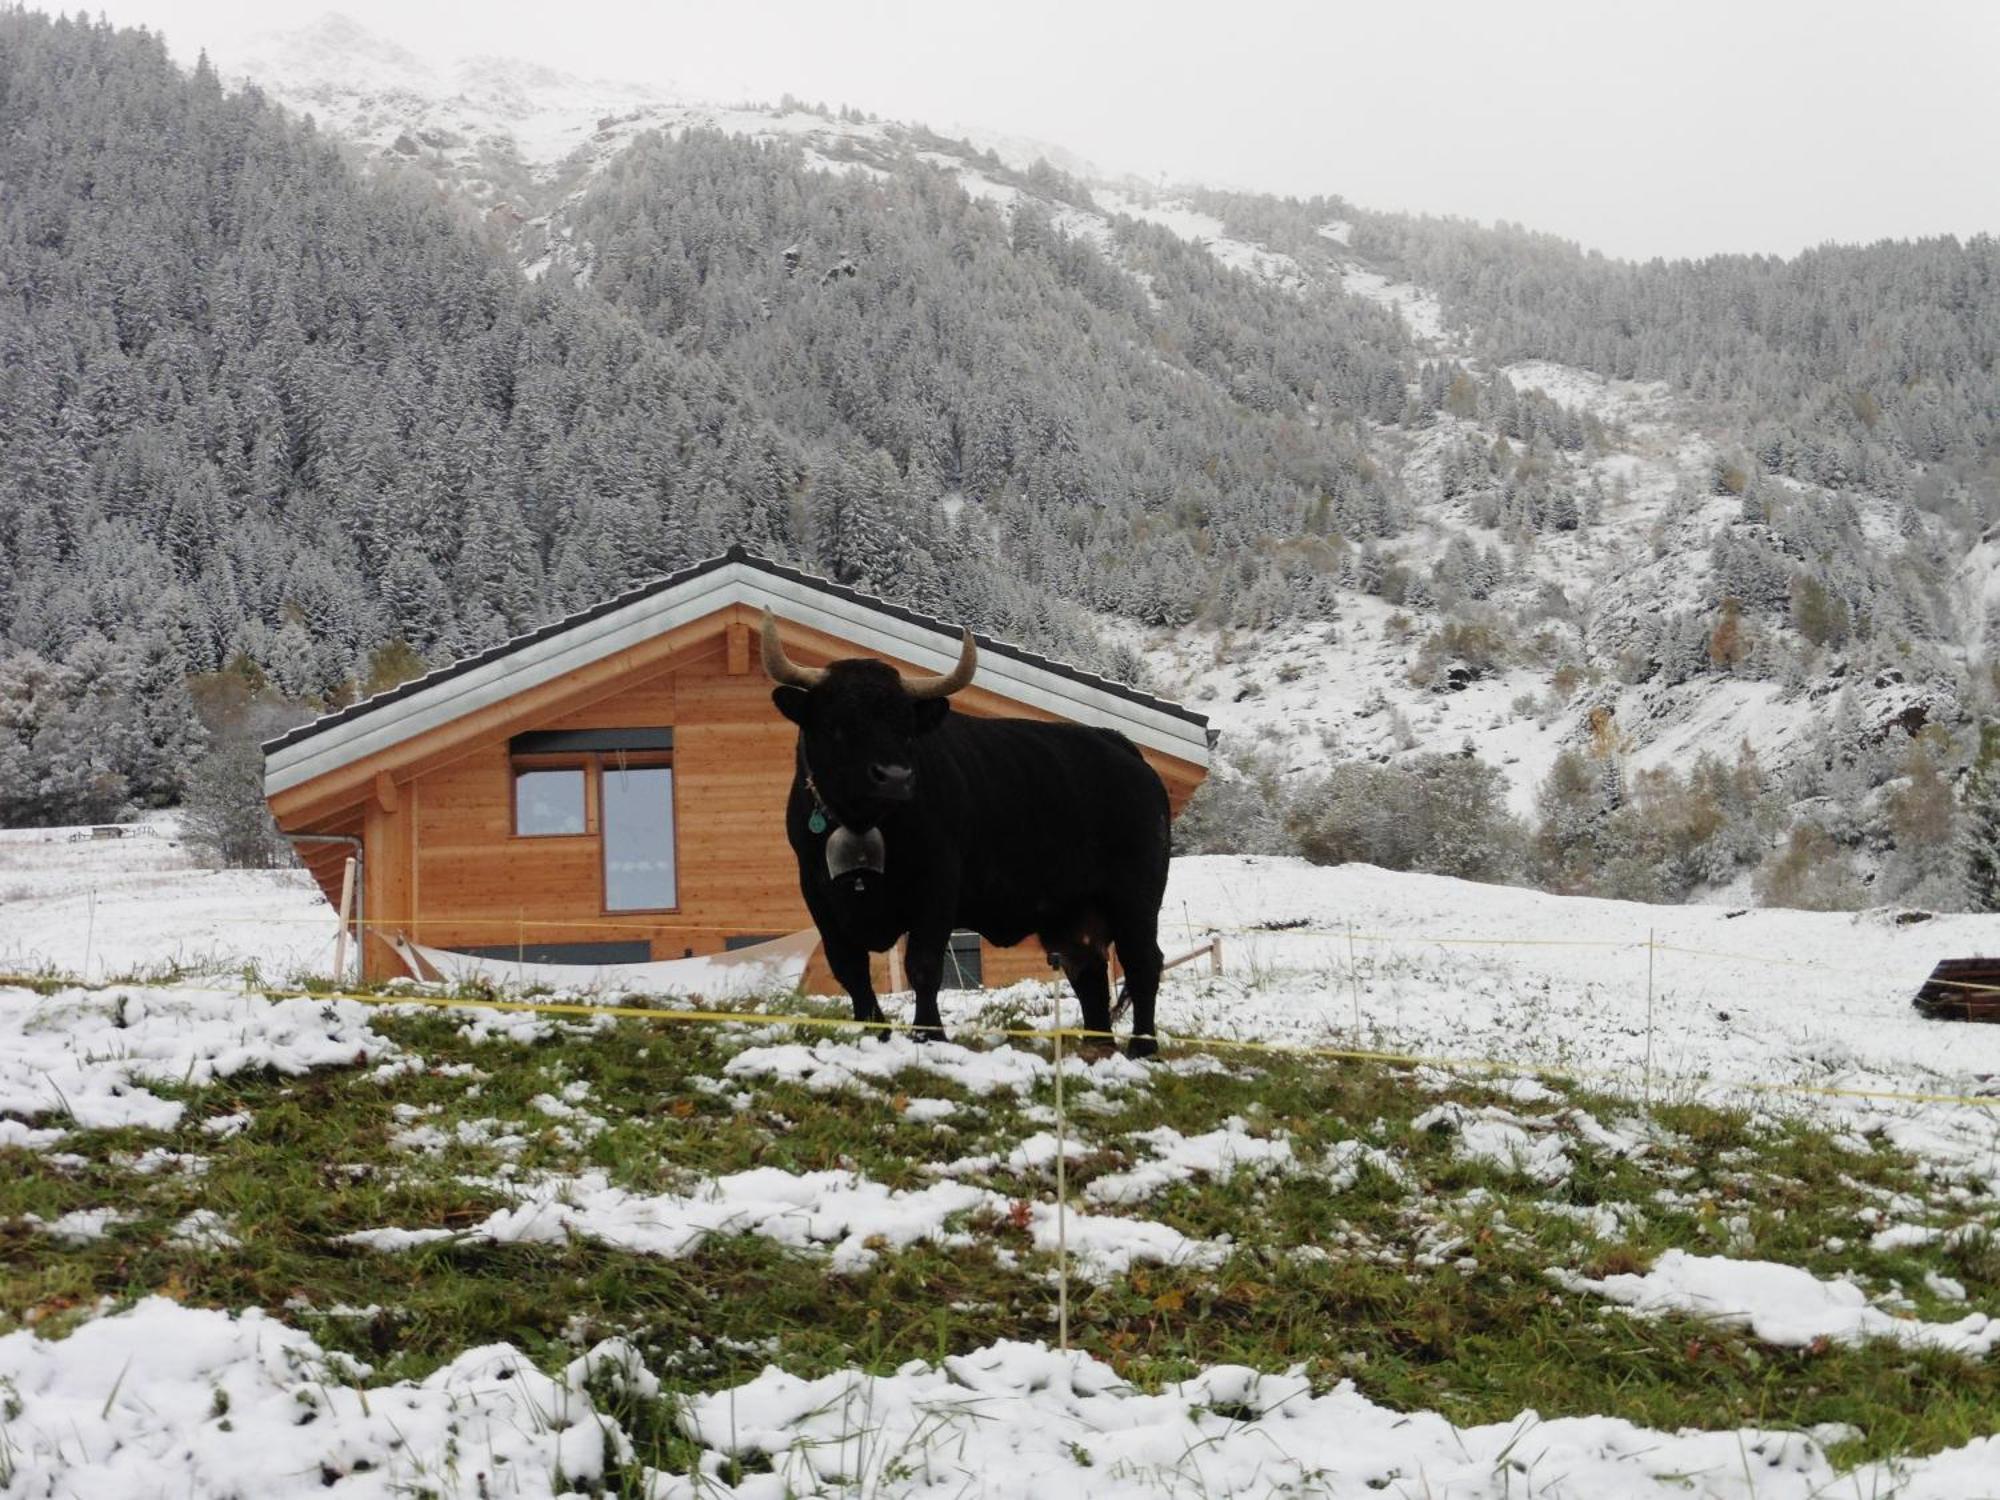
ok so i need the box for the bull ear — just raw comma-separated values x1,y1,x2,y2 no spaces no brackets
772,686,813,725
912,697,950,735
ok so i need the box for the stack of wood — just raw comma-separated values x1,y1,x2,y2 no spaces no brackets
1912,958,2000,1022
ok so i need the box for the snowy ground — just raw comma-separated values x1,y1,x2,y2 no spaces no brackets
1167,857,2000,1179
0,817,336,981
2,833,1998,1495
11,826,1996,1126
7,1298,1994,1499
1125,596,1578,817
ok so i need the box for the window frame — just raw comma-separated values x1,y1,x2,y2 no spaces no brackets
506,734,681,917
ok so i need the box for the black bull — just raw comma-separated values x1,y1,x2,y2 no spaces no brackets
761,611,1171,1057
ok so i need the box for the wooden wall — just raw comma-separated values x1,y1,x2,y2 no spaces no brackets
390,632,811,969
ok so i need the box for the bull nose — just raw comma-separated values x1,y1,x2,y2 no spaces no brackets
869,762,915,799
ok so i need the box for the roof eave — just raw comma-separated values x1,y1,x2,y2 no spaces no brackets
264,557,1209,805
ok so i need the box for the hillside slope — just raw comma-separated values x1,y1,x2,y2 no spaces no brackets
4,11,1996,911
215,19,1990,823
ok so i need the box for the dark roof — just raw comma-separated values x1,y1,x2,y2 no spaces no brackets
263,546,1208,756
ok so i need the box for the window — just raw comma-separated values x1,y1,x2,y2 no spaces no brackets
515,767,587,836
453,940,651,965
943,931,983,988
508,729,679,913
602,761,677,911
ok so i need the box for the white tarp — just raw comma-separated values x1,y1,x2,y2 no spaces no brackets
395,928,820,1001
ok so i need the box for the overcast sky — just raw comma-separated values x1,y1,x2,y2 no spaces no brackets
88,0,1998,262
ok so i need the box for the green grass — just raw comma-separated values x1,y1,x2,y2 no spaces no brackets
2,988,1997,1491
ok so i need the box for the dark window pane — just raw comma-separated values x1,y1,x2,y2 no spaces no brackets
944,931,983,988
452,941,652,964
516,768,586,836
604,765,676,910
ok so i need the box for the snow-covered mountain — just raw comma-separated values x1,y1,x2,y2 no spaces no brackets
193,16,1991,893
211,14,911,276
216,13,695,185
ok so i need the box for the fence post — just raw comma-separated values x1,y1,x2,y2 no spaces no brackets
1209,936,1223,976
83,885,97,984
334,857,356,984
1644,928,1657,1114
1052,1007,1070,1354
1347,926,1362,1036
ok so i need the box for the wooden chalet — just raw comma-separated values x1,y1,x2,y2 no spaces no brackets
262,547,1213,990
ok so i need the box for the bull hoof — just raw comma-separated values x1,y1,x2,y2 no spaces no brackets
912,1024,947,1045
1126,1034,1160,1061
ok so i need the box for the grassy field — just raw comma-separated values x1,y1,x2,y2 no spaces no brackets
3,980,1998,1494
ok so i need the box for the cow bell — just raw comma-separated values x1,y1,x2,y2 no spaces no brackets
825,824,887,898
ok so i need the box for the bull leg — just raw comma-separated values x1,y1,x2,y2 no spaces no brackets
822,937,885,1029
1111,920,1164,1061
903,928,950,1043
1055,946,1116,1055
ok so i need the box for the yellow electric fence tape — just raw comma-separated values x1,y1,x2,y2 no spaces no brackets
213,914,1645,947
6,970,1994,1112
208,912,1972,985
201,911,1976,986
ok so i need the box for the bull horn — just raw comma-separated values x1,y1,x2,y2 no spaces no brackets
904,628,977,699
759,609,827,689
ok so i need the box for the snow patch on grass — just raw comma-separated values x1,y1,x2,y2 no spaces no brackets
723,1032,1149,1099
1415,1100,1573,1184
1554,1249,2000,1356
661,1336,2000,1500
927,1130,1088,1181
1323,1138,1414,1192
1085,1118,1295,1205
167,1209,239,1251
344,1163,1224,1281
0,986,395,1133
0,1298,637,1497
16,1207,135,1244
